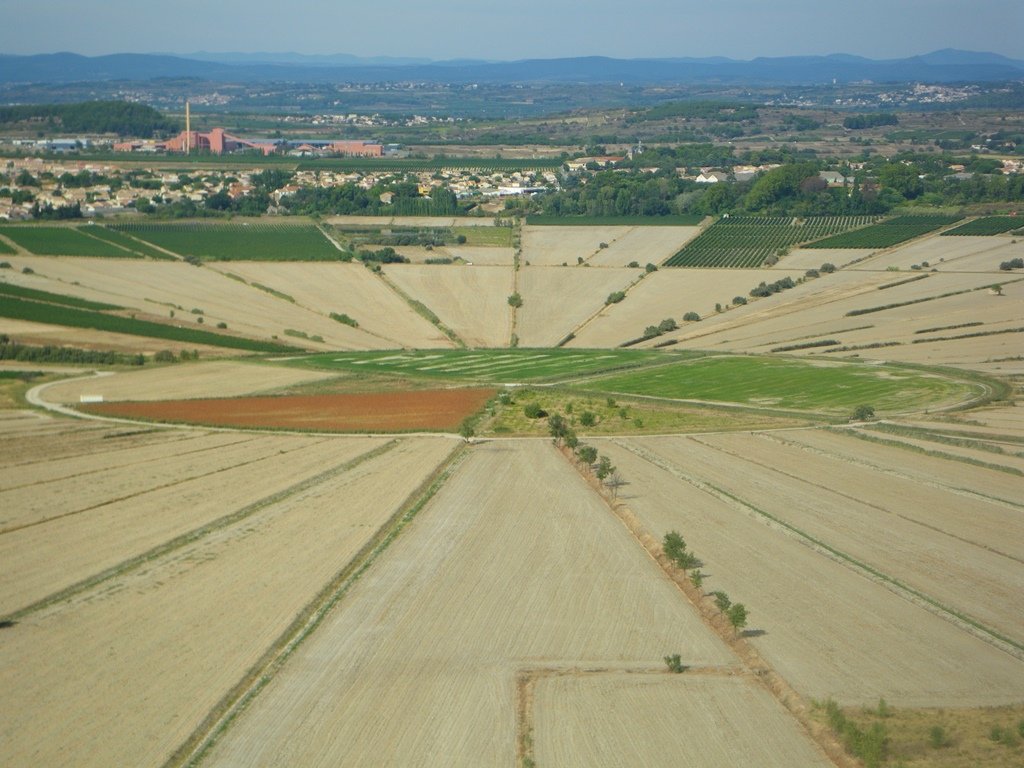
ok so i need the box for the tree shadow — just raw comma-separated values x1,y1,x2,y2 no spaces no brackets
0,620,16,630
742,628,767,638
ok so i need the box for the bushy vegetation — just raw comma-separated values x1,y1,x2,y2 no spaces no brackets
843,113,899,130
0,101,178,136
0,335,144,365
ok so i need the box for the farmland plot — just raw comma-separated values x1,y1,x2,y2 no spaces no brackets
42,360,339,403
587,226,701,267
520,224,634,266
534,674,832,767
598,437,1024,705
773,246,874,271
0,316,227,355
848,234,1022,272
569,268,803,348
10,257,371,349
206,262,450,348
516,266,637,346
0,434,393,615
623,433,1024,645
201,441,733,767
0,434,456,768
383,263,514,347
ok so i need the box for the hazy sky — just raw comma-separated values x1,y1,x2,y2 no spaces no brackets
3,0,1022,60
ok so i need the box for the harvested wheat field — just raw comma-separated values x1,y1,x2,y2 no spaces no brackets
848,234,1023,272
0,317,227,355
81,387,495,432
533,674,833,767
521,225,636,266
42,360,339,403
0,427,456,768
383,263,514,347
774,247,875,271
570,268,804,347
588,226,702,267
200,441,734,767
516,266,638,346
205,261,449,348
596,435,1024,706
9,256,368,348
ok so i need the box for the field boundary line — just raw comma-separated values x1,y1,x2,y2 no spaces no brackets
553,441,855,768
615,439,1024,661
373,267,465,347
758,430,1024,510
1,439,400,623
171,441,469,768
689,433,1024,566
557,265,650,348
0,435,326,538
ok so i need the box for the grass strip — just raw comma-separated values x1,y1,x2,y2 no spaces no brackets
0,282,123,310
866,422,1020,455
911,326,1024,344
175,442,468,768
0,295,299,353
835,427,1022,477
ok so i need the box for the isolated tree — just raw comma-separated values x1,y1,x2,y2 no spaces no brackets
595,455,614,481
727,603,748,634
689,570,704,589
548,413,568,440
507,292,523,308
713,591,731,612
663,654,686,673
663,531,687,563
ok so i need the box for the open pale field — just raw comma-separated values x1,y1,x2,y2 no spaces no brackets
587,225,702,267
521,224,637,266
7,257,375,349
205,261,450,348
533,674,833,767
200,440,734,767
516,266,637,346
382,263,514,347
570,268,804,347
325,215,496,227
597,435,1024,706
0,426,456,768
847,234,1023,272
774,246,875,270
42,360,338,403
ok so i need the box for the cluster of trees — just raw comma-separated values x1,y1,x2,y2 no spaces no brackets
357,247,409,264
281,183,461,217
999,257,1023,271
29,201,82,220
0,336,144,365
662,529,748,635
0,101,178,136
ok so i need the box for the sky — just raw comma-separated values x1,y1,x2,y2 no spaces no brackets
2,0,1021,61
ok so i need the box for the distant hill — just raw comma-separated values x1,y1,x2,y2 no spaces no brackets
0,49,1021,86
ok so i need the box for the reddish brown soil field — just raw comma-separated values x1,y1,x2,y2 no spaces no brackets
81,388,496,432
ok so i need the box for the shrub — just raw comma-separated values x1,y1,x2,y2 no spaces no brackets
682,311,700,322
805,269,820,278
851,404,875,421
820,262,836,273
645,263,658,273
929,725,948,749
523,402,545,419
663,654,686,673
627,261,639,268
606,291,626,304
579,411,596,427
216,321,227,329
507,292,523,308
732,296,747,305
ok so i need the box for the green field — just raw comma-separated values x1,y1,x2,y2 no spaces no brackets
0,282,123,310
587,355,979,413
289,348,671,383
84,226,177,259
664,216,876,268
942,216,1023,236
0,238,15,255
0,226,141,257
452,226,513,247
0,295,298,352
804,215,963,249
109,221,342,261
